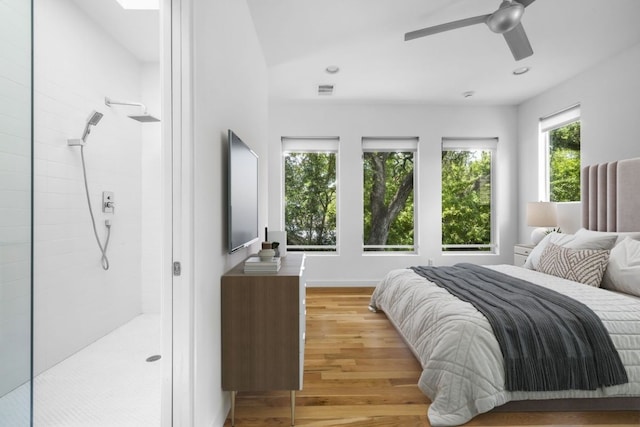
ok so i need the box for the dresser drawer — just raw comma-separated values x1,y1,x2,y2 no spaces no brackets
514,244,534,267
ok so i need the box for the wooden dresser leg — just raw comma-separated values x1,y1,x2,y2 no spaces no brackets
231,390,237,426
290,390,295,426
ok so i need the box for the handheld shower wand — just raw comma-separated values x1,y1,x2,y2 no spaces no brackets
67,110,112,270
81,110,104,141
68,111,104,146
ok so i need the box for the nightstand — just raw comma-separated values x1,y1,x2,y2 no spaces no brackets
514,243,535,267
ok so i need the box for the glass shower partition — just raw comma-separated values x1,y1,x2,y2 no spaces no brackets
0,0,33,425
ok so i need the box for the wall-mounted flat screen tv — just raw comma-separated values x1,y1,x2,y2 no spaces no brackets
227,130,259,253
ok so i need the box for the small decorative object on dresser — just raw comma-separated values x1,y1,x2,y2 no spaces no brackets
244,254,280,273
257,248,276,261
271,241,280,257
514,243,535,267
268,230,287,257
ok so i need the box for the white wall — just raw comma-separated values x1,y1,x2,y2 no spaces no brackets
268,102,519,285
517,42,640,242
0,0,32,399
33,0,149,374
191,0,268,425
140,63,162,314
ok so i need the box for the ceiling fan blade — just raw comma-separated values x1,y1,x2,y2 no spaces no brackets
514,0,536,7
405,15,490,41
503,22,533,60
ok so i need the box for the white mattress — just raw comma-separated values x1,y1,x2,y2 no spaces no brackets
369,264,640,426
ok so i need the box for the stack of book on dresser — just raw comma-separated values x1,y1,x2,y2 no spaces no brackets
243,256,281,273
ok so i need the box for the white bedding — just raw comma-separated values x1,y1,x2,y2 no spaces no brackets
369,264,640,426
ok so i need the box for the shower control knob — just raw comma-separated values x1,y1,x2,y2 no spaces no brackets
103,191,115,213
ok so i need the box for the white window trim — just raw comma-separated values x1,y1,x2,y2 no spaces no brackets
362,137,419,152
539,104,581,201
281,137,340,253
282,136,339,153
540,104,581,133
441,137,498,253
362,137,419,253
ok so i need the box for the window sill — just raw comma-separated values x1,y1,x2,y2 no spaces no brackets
441,251,498,256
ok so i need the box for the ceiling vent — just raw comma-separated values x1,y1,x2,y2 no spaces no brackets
318,84,334,96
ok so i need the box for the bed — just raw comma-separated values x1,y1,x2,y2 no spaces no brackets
368,158,640,426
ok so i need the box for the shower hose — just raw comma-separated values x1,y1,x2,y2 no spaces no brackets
80,145,111,270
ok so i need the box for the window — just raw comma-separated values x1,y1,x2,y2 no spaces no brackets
441,138,497,252
282,137,338,252
362,137,417,252
540,105,581,202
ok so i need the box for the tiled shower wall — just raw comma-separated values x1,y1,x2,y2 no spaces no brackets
33,0,158,375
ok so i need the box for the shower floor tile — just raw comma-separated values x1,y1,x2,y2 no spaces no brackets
34,314,162,427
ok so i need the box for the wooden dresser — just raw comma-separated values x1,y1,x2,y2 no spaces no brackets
221,253,306,426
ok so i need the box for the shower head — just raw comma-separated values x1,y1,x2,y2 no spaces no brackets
68,110,103,146
105,96,160,123
128,114,160,123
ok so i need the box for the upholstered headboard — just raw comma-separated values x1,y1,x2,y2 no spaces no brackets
581,157,640,232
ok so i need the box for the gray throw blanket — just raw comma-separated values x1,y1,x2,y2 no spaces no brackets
411,263,628,392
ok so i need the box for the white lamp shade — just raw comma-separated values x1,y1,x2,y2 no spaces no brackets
555,201,582,234
526,202,558,227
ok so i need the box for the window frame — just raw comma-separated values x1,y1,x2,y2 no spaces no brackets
281,137,340,253
361,137,419,254
441,137,498,253
539,104,581,202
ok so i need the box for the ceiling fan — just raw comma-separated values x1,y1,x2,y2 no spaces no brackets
405,0,537,61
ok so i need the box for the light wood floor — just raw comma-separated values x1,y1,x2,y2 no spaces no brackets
224,287,640,426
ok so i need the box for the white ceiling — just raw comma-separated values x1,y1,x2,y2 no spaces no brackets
71,0,159,63
70,0,640,106
246,0,640,105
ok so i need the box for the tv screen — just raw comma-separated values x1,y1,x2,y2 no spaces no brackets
228,130,259,253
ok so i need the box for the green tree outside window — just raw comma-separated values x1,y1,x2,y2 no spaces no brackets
363,151,414,251
284,152,337,250
441,149,492,251
549,121,580,202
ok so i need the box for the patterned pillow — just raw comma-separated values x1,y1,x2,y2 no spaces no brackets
536,243,610,287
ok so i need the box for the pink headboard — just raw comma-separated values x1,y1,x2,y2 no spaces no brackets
581,157,640,232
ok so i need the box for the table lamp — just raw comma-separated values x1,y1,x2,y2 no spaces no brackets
526,201,558,245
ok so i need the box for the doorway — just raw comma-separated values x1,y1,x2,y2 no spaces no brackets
31,0,173,425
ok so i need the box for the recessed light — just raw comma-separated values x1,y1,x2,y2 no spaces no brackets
462,91,475,98
325,65,340,74
512,66,531,75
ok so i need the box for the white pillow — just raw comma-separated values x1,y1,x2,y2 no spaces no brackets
565,233,618,250
523,232,576,270
601,237,640,297
523,231,617,270
574,228,640,246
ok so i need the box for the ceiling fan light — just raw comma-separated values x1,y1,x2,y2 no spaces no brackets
486,2,524,33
